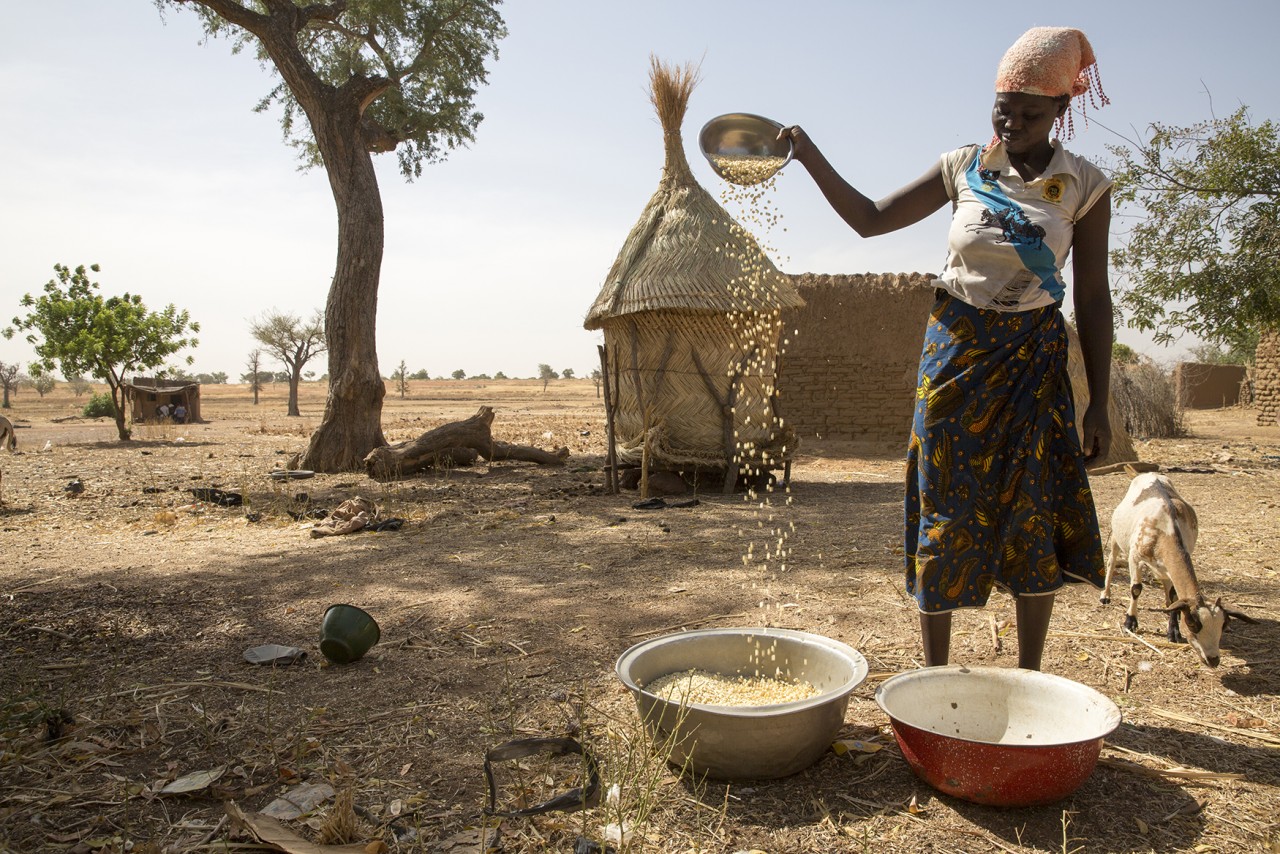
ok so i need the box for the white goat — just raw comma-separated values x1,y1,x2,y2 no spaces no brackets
1101,471,1254,667
0,414,15,452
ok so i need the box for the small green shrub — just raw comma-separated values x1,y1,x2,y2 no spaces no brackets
82,392,117,418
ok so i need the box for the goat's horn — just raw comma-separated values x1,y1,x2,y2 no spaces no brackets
1162,599,1193,614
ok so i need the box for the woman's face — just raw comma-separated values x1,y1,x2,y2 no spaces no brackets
991,92,1067,155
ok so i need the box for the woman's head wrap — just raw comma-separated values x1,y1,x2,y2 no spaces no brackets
994,26,1109,139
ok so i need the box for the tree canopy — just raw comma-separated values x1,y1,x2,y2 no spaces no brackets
160,0,506,470
1108,107,1280,356
5,263,199,439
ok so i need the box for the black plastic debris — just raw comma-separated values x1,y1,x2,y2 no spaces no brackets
189,488,243,507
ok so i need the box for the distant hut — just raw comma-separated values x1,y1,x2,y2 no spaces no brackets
584,58,804,493
124,378,202,423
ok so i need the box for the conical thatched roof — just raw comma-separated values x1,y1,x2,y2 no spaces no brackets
584,57,803,331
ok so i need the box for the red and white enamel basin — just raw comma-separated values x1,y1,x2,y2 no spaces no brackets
875,665,1121,807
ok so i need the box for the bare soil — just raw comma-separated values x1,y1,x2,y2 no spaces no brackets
1,381,1278,853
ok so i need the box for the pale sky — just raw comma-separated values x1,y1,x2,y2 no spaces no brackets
2,1,1278,380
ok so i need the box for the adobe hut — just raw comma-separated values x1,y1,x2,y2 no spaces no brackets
124,378,202,423
777,273,1136,467
584,58,804,493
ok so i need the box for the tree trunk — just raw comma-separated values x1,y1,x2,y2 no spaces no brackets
301,101,387,471
108,379,131,441
363,406,569,481
287,369,301,417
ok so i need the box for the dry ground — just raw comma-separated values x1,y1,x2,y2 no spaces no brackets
1,380,1278,854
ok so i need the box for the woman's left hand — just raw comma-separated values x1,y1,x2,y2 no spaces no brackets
1081,400,1111,463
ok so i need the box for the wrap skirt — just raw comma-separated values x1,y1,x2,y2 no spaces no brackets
904,290,1105,613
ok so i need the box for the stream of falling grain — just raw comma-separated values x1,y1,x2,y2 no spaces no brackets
714,160,800,623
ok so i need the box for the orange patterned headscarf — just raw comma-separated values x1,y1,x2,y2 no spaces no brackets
994,27,1109,139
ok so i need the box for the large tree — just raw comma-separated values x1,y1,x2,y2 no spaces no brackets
5,264,199,440
250,309,327,416
160,0,506,471
1108,107,1280,354
0,362,20,409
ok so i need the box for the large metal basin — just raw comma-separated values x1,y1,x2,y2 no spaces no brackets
616,627,868,780
876,666,1121,806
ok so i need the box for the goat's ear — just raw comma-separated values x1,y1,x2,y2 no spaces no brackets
1164,599,1203,632
1220,603,1259,626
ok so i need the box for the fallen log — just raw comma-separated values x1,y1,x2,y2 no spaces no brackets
363,406,568,481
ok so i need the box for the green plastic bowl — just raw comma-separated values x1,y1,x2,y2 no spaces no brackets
319,604,381,664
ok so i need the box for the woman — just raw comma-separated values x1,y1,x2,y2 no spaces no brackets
781,27,1113,670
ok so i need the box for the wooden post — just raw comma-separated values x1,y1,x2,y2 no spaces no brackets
598,344,619,494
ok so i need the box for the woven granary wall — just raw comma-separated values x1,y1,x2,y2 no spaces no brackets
603,310,787,467
1174,363,1248,409
778,273,935,445
1257,329,1280,427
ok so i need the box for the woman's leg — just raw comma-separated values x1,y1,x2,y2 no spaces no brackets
920,612,952,666
1015,593,1055,670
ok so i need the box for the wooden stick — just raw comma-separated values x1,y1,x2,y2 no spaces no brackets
624,613,750,639
1147,707,1280,746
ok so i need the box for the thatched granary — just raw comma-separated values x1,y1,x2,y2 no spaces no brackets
584,59,804,491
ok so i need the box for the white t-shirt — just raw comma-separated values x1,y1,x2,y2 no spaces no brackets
933,140,1112,311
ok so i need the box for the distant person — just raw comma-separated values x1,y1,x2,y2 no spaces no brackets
173,403,187,425
157,403,171,422
779,27,1113,671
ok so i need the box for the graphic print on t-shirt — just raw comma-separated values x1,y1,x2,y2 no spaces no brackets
964,150,1064,306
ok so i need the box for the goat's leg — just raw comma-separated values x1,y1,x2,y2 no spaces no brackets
1163,582,1187,644
1101,538,1122,605
1123,580,1142,632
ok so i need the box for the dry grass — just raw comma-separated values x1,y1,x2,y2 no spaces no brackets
1112,360,1185,440
0,382,1278,853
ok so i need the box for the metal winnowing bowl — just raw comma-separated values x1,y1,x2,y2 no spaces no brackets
699,112,793,186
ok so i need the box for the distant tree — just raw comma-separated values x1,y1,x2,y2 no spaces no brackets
0,361,19,409
250,309,326,417
67,375,94,396
392,360,409,398
5,263,199,440
304,370,316,380
561,368,575,380
410,368,430,380
493,371,507,380
1109,107,1280,352
590,368,603,398
195,372,227,384
471,372,490,380
243,349,265,405
31,372,56,398
1112,343,1139,365
1189,340,1255,366
160,0,507,473
538,363,556,392
451,369,466,380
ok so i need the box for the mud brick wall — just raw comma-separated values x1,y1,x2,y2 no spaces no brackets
1173,363,1248,409
779,272,935,444
1257,329,1280,427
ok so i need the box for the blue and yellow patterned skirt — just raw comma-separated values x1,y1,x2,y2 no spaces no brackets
904,291,1105,613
